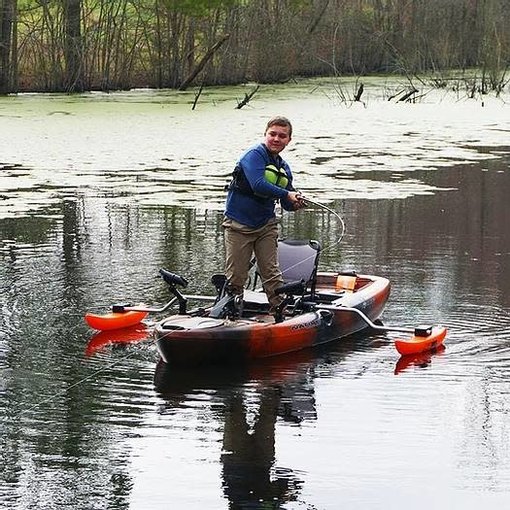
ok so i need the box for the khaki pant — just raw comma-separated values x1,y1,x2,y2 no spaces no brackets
223,217,283,309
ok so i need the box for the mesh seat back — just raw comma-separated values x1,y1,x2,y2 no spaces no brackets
278,239,321,293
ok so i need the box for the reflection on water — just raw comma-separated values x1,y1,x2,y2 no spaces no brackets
153,352,321,508
1,86,510,508
85,324,151,357
394,344,447,375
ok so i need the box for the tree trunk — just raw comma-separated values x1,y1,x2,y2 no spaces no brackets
64,0,83,92
0,0,15,94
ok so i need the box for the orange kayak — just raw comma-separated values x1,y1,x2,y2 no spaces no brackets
154,272,390,365
394,326,447,356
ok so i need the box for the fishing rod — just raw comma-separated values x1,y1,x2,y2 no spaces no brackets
263,194,346,286
299,195,346,248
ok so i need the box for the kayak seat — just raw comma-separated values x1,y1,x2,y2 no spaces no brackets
253,239,321,299
278,239,321,293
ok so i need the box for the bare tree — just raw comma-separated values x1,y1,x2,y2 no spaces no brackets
0,0,16,93
63,0,83,91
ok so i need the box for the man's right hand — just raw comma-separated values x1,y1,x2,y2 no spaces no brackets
287,191,307,210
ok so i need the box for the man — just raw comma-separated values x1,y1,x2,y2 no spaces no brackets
223,116,305,316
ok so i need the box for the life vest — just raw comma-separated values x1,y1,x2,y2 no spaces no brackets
227,163,289,197
264,164,289,188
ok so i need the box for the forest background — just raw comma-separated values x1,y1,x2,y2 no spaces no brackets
0,0,509,95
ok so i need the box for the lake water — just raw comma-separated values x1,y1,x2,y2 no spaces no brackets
1,78,510,509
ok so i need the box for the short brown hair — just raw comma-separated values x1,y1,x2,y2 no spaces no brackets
265,116,292,137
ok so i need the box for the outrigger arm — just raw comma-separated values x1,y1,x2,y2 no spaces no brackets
112,294,216,314
111,269,216,315
320,304,447,355
321,304,431,336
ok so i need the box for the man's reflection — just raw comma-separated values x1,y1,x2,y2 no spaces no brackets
154,355,319,509
221,386,302,508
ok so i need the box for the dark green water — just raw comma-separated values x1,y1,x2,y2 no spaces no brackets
1,84,510,509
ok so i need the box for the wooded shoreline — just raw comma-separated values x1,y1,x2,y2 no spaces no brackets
0,0,508,95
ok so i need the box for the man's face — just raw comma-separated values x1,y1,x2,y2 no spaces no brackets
264,124,291,155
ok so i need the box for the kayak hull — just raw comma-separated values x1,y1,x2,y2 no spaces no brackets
155,272,390,365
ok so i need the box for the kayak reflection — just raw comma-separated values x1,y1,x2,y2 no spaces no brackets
85,323,151,356
153,350,324,508
394,344,446,375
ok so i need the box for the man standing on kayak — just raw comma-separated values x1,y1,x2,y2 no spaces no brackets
223,116,306,317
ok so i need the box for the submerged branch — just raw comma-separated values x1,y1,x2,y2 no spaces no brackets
191,81,205,110
388,87,419,102
235,85,260,109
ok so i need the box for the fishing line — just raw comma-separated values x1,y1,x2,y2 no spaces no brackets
9,198,345,417
11,323,160,418
301,196,346,248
